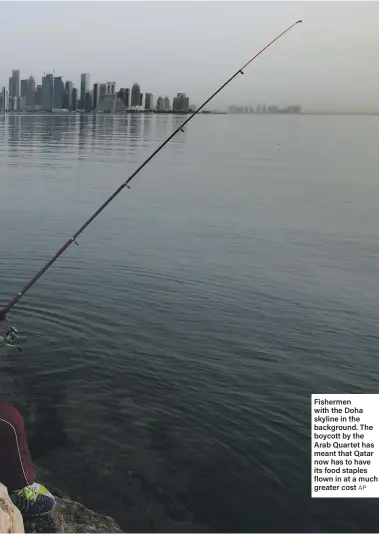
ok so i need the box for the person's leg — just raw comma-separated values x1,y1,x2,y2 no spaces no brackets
0,404,35,491
0,404,56,516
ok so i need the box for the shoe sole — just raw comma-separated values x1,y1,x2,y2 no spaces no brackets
24,500,57,517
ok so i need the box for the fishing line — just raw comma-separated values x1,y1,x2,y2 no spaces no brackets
0,20,302,335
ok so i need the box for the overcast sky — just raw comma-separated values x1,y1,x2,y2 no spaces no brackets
0,1,378,112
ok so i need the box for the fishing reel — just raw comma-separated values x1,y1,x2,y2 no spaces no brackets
0,325,21,352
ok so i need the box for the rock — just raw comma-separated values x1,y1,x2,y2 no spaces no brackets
31,457,210,533
0,483,25,533
23,497,122,533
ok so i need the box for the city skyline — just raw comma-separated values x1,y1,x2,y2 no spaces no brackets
0,68,193,113
2,67,376,116
0,3,378,113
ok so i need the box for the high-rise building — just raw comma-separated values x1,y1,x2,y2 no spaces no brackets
164,97,170,111
156,96,171,112
117,88,124,106
64,81,73,110
173,93,190,112
18,97,26,112
84,91,92,112
145,93,154,111
131,83,141,107
21,79,29,99
34,85,43,106
72,87,78,111
53,76,64,109
183,94,190,112
42,74,54,111
117,88,129,108
106,82,116,95
8,77,13,98
11,70,20,98
139,93,143,106
80,73,90,109
173,94,180,112
99,83,106,97
62,91,68,110
27,76,35,106
93,83,100,110
1,87,9,111
156,97,163,111
125,88,130,108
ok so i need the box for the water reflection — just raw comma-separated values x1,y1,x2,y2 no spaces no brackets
129,114,143,149
7,115,21,158
2,113,188,161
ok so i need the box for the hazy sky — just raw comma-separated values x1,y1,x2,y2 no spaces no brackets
1,1,378,111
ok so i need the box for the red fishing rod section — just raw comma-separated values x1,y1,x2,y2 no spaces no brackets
0,20,302,323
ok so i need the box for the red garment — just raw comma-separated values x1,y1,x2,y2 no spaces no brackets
0,404,35,490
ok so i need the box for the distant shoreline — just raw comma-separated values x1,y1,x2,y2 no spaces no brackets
227,112,379,116
0,111,377,116
299,112,379,116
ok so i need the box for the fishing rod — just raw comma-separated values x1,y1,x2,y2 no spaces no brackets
0,20,302,328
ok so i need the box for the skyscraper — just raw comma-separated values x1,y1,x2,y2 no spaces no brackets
53,76,64,109
21,79,29,99
27,76,35,106
139,93,143,106
93,83,100,110
173,94,180,111
156,96,171,112
125,88,130,108
84,91,92,112
8,77,13,98
117,88,129,108
1,87,9,111
106,82,116,95
64,81,73,110
131,83,141,107
18,97,26,112
11,70,20,98
163,97,170,111
100,83,106,97
145,93,154,111
42,74,54,111
173,93,190,112
182,94,189,112
80,73,90,109
34,85,43,107
72,87,78,111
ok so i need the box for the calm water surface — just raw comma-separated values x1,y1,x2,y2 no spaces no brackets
0,113,378,532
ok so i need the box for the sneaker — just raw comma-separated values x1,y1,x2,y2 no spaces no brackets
11,482,56,516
